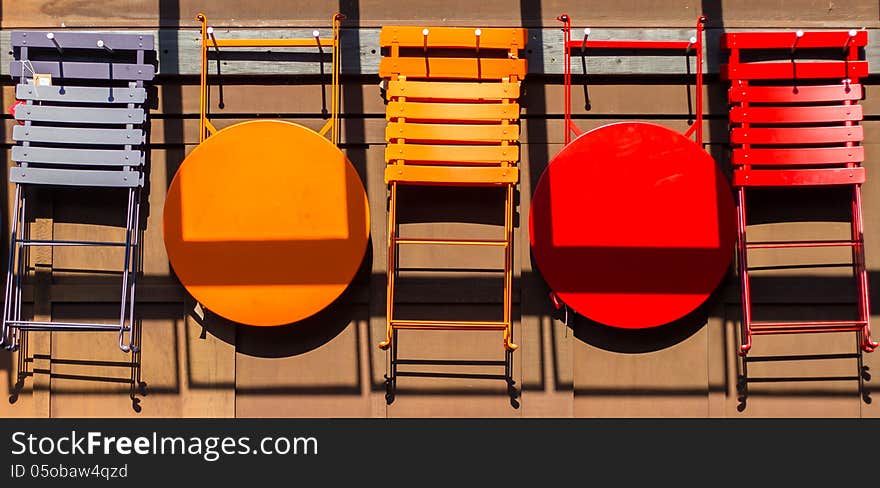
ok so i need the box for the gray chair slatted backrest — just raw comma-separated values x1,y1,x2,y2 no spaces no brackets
10,31,155,188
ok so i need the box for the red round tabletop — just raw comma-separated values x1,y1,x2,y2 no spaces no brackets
529,122,736,329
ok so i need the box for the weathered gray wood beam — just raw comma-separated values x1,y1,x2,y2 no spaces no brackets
2,27,879,77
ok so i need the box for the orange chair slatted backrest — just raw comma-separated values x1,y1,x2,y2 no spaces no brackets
379,26,528,186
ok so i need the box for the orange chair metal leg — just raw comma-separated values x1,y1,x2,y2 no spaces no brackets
379,182,398,350
503,182,518,351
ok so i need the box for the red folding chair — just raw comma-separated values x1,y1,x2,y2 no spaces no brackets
721,30,877,355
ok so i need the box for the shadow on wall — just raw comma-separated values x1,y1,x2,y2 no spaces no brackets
1,0,877,410
549,186,859,355
196,242,373,358
571,296,718,354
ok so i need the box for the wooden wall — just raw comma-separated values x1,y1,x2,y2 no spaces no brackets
1,0,879,418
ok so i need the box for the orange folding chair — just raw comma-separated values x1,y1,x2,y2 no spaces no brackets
377,27,528,360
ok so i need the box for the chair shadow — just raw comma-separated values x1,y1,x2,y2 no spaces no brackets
8,313,150,414
732,305,871,412
383,332,520,409
735,351,871,412
571,295,715,354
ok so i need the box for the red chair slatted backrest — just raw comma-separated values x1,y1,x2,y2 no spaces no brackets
721,30,868,188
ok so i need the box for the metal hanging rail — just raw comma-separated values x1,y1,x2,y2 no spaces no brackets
556,14,706,146
195,12,344,145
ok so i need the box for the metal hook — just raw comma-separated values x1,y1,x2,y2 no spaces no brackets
97,39,114,53
46,32,63,53
206,26,218,47
843,29,858,52
791,30,804,53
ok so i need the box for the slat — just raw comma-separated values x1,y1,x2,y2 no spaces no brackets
12,146,143,166
569,40,693,50
10,61,156,81
732,147,865,166
379,27,527,50
210,38,333,48
721,61,867,81
721,31,868,50
13,126,145,145
389,319,508,330
730,126,863,145
8,321,127,331
12,31,153,50
729,105,862,124
386,122,518,142
728,83,863,103
733,167,865,187
386,80,519,100
16,84,147,104
379,57,527,80
385,144,518,163
386,101,520,121
9,167,143,187
385,165,518,185
14,105,145,124
395,238,507,246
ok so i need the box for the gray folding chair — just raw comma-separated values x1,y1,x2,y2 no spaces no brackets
2,31,156,353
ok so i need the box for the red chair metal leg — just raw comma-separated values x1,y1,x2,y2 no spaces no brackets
736,187,753,356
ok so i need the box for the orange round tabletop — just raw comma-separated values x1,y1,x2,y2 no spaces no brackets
163,120,370,326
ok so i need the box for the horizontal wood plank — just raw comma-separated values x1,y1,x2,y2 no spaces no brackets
3,0,877,29
2,27,880,77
